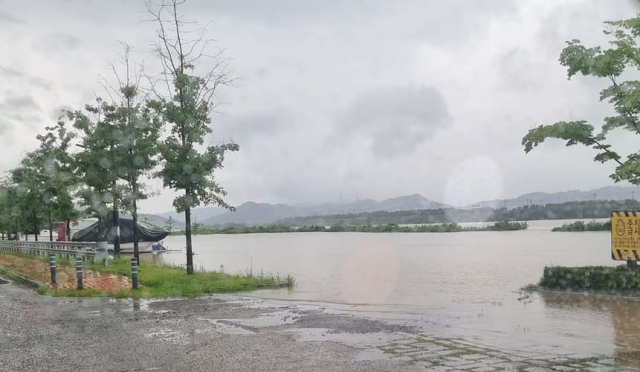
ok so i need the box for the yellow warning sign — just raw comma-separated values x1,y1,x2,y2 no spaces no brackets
611,211,640,261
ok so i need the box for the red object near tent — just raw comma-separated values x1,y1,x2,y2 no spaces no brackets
57,222,66,241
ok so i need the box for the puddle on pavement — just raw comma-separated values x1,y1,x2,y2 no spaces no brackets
222,309,300,328
144,328,189,345
284,327,408,346
197,318,256,335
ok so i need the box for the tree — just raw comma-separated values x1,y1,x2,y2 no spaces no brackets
523,17,640,185
33,121,79,241
147,0,239,274
11,154,47,241
0,180,21,240
164,216,174,233
101,44,162,263
70,101,125,251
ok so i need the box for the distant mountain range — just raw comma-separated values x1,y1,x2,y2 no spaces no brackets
468,186,640,209
157,207,226,224
150,185,640,227
199,194,447,226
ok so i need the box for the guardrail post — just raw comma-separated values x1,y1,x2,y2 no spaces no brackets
49,253,57,285
76,258,83,290
131,258,139,290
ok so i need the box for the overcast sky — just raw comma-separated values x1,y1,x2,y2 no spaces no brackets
1,0,639,214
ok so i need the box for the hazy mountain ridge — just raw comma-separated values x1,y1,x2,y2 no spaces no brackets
151,186,640,227
199,194,447,226
469,186,640,209
157,207,226,224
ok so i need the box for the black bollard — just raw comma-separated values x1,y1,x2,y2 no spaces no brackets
76,258,83,290
131,258,139,290
49,253,57,285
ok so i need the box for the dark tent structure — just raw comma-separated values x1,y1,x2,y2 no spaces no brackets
72,218,170,244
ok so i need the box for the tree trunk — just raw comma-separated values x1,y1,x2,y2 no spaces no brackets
185,199,193,275
132,195,140,264
113,200,120,257
66,220,71,242
97,215,104,241
48,210,53,241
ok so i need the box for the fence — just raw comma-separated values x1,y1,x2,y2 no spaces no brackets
0,240,98,259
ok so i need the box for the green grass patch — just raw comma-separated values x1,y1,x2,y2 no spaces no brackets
552,220,610,232
85,258,295,298
535,265,640,294
0,251,295,299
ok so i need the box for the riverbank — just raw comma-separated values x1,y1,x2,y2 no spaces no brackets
552,220,610,232
0,252,294,298
178,221,527,235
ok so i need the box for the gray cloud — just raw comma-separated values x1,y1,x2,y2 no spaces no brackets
0,0,638,213
0,66,52,90
33,32,82,53
0,11,25,25
1,95,40,111
336,85,450,158
0,65,25,78
215,108,293,145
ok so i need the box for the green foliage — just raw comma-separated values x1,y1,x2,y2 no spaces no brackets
152,73,239,213
4,119,80,240
539,266,640,293
70,102,121,219
522,17,640,185
552,220,611,232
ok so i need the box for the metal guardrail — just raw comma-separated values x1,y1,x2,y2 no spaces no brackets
0,240,97,257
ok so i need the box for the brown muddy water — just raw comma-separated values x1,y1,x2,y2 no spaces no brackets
151,219,640,366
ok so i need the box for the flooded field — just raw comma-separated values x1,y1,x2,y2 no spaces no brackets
152,219,640,366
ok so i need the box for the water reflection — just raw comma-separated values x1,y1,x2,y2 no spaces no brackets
540,291,640,367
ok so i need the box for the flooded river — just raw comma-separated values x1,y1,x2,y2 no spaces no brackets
152,219,640,366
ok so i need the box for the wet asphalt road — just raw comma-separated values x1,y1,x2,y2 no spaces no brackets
0,281,416,372
1,279,636,372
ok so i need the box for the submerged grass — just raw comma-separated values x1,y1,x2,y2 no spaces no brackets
551,220,610,232
526,265,640,296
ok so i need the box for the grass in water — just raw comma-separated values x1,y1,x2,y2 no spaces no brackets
552,220,610,232
176,220,528,235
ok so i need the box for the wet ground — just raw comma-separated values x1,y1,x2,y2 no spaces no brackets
1,280,638,372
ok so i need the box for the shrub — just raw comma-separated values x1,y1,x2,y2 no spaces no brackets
539,265,640,293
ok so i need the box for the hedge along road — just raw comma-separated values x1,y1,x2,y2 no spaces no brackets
150,219,640,365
